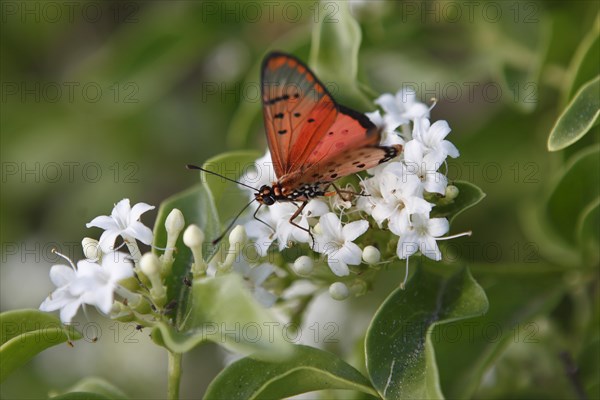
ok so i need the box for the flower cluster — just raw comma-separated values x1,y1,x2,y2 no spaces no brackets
238,88,468,292
40,199,154,324
360,89,462,262
40,199,280,324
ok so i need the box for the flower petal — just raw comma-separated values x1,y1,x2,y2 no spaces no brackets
59,299,82,324
98,229,121,253
248,263,275,285
442,140,460,158
86,215,118,231
111,199,132,227
129,202,155,223
420,235,442,261
125,222,154,245
102,252,134,282
253,287,277,308
342,220,368,242
429,120,451,142
427,217,449,237
374,93,397,115
49,264,76,287
337,242,363,266
424,172,448,195
319,213,343,241
326,257,349,277
396,232,420,259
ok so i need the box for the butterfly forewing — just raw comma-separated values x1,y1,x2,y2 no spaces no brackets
261,52,337,178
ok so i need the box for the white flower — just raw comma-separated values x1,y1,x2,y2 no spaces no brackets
40,251,134,323
375,88,430,129
233,261,277,307
380,170,432,227
359,163,432,230
315,213,368,276
71,251,134,314
366,110,405,147
39,264,85,324
394,213,449,261
86,199,155,253
412,118,459,165
403,140,448,195
245,200,328,254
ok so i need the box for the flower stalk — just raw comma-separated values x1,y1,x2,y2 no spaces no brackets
167,351,182,400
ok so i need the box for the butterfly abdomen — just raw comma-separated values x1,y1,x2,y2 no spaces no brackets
274,181,326,202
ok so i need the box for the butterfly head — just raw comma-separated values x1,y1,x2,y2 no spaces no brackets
255,185,276,206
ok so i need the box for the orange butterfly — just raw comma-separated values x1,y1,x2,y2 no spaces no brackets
190,51,402,243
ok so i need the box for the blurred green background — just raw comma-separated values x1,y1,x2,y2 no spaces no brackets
1,0,598,398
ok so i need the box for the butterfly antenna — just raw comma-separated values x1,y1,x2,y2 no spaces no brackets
186,164,260,192
211,198,256,245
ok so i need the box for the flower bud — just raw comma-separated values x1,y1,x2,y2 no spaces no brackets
229,225,247,246
293,256,314,276
82,237,102,261
140,252,160,277
362,246,381,265
329,282,349,301
166,208,185,237
163,208,185,265
218,225,247,274
183,224,207,277
445,185,459,201
140,253,166,306
183,224,204,248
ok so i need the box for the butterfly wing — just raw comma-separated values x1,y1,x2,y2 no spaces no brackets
261,52,337,179
281,144,403,190
261,51,402,194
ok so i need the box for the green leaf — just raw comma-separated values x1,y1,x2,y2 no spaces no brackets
309,1,370,109
151,274,293,360
564,14,600,103
1,309,82,383
152,184,221,326
365,264,488,400
548,76,600,151
430,181,486,223
546,145,600,245
204,344,378,400
435,266,565,398
200,150,261,226
52,377,129,399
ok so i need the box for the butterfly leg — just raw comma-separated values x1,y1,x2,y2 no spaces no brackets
288,201,315,248
328,183,369,202
253,204,275,234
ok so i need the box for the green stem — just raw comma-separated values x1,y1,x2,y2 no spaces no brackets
168,351,182,400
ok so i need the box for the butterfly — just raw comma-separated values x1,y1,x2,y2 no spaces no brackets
189,51,402,243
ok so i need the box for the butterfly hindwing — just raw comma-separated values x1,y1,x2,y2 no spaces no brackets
261,52,337,178
300,105,380,172
281,144,402,190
